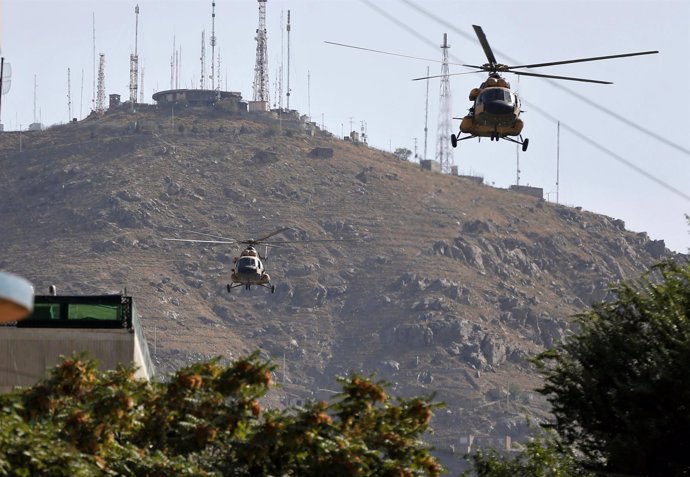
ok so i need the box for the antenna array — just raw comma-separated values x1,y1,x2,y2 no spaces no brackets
210,2,216,91
129,4,140,107
252,0,270,102
286,10,291,109
96,53,106,113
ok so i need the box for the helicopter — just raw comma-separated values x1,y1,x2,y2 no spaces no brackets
326,27,657,151
163,227,349,293
435,25,658,151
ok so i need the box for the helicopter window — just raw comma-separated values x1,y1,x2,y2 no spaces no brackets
479,89,513,104
237,257,256,268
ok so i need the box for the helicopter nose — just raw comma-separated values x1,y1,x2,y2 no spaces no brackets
484,100,513,115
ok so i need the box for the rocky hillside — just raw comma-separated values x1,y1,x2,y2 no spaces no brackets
0,103,680,460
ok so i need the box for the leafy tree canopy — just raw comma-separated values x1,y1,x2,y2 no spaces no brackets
0,352,444,477
536,260,690,477
463,434,594,477
394,148,413,161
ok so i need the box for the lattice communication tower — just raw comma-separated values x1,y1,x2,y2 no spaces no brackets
129,5,140,106
435,33,454,174
252,0,270,102
96,53,106,113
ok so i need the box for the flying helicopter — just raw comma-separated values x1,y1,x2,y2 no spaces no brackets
326,26,657,151
436,25,657,151
163,227,348,294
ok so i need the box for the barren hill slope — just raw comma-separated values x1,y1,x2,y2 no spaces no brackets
0,105,679,454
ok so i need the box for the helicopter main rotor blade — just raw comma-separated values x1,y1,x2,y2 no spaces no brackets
507,50,659,70
163,238,236,244
249,227,293,244
472,25,498,69
185,230,236,242
509,70,612,84
324,41,465,66
251,238,361,244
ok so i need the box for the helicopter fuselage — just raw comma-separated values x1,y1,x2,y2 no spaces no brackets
460,86,524,138
231,252,271,286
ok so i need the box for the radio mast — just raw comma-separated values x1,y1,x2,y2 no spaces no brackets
67,67,72,121
129,4,140,109
424,66,429,161
92,12,96,111
286,10,291,109
200,30,206,89
210,2,216,91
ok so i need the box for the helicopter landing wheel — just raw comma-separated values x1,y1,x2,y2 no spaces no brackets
522,138,529,152
450,134,458,148
227,284,232,293
271,284,276,294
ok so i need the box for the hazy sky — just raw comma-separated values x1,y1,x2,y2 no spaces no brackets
2,0,689,252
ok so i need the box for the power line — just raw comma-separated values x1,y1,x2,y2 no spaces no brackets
524,98,690,202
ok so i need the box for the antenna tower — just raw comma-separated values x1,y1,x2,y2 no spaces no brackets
200,30,206,89
80,69,84,118
435,34,453,173
170,37,175,89
286,10,291,109
33,75,37,123
129,4,140,107
210,2,216,91
216,47,221,92
92,12,96,111
140,67,145,103
424,65,429,161
67,67,72,121
278,10,283,109
96,53,106,113
252,0,270,102
175,48,180,89
556,121,561,204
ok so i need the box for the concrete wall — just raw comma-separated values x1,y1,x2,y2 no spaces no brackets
0,328,151,392
509,184,543,199
420,160,441,173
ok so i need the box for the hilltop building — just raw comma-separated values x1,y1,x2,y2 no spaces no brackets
0,293,154,392
152,89,246,112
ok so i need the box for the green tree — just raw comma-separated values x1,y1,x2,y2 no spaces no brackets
0,352,443,476
464,434,593,477
537,260,690,476
394,148,413,161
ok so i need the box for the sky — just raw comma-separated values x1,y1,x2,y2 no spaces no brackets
1,0,689,252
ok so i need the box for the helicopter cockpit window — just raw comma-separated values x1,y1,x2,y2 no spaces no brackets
479,89,513,105
237,257,256,268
